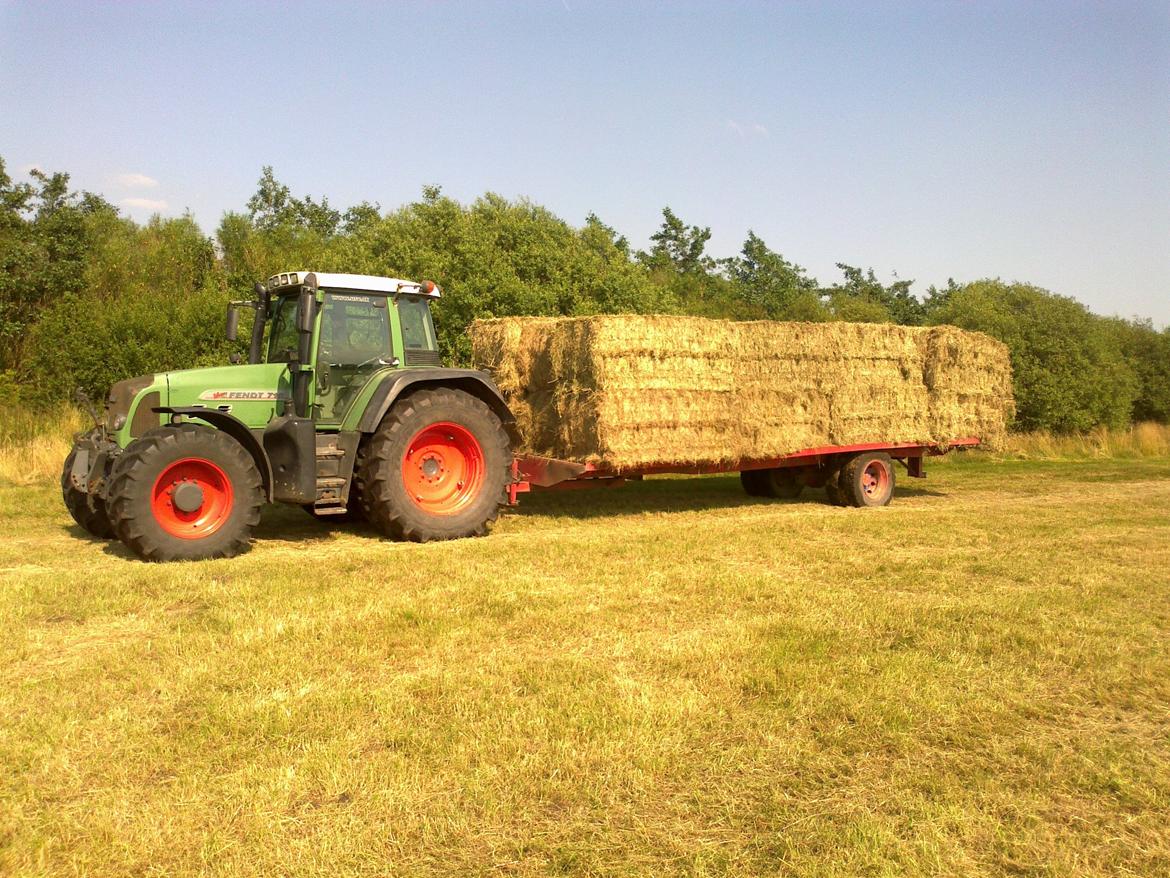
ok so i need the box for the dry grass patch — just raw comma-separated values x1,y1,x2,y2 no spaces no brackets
1,455,1168,876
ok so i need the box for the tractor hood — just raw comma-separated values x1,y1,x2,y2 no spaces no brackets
163,362,293,431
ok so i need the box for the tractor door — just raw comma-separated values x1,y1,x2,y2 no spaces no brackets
314,292,395,425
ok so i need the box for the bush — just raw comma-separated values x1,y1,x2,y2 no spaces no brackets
929,280,1138,432
22,216,234,401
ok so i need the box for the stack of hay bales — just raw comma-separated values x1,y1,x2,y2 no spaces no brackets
470,315,1013,470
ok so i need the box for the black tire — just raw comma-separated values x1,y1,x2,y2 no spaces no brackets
61,450,115,539
360,387,510,542
839,452,896,508
823,460,848,507
740,468,804,499
765,468,804,499
106,425,263,561
739,469,771,497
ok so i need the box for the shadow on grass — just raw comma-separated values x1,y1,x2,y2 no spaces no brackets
75,475,954,559
513,474,948,521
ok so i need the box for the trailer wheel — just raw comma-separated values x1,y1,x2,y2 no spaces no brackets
60,450,115,538
106,425,263,561
839,452,896,507
360,387,510,542
823,460,848,506
740,468,804,499
739,469,771,497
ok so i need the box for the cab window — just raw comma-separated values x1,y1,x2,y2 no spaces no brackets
267,295,300,362
398,296,438,351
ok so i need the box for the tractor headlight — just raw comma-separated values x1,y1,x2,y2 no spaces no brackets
112,414,127,430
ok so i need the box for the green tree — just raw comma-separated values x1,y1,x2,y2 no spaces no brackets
23,214,229,402
247,166,340,236
0,160,116,372
638,207,713,275
1109,318,1170,423
725,231,822,319
930,280,1139,431
824,264,923,325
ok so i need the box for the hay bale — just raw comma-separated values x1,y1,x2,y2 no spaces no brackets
470,315,1014,469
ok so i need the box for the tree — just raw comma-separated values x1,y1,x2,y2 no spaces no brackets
724,231,821,319
0,159,116,373
824,264,924,325
1109,318,1170,423
639,207,713,275
246,166,340,236
930,280,1139,432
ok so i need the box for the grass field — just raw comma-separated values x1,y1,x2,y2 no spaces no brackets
2,445,1169,875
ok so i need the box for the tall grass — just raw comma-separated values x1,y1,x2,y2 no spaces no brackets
990,422,1170,460
0,405,88,487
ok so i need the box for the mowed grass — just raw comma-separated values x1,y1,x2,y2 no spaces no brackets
1,454,1169,876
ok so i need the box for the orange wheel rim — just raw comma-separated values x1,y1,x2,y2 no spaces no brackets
861,460,891,499
150,458,234,539
401,421,485,515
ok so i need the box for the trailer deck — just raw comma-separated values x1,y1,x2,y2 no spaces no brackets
507,437,981,506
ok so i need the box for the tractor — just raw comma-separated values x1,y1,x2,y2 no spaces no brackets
62,272,517,561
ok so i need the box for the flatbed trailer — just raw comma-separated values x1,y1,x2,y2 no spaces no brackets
507,437,981,508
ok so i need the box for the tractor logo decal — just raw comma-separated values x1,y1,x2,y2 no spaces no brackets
198,390,283,401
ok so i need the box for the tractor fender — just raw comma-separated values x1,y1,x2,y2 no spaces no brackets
154,406,275,501
357,369,519,443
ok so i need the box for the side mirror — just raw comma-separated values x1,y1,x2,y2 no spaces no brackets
297,288,315,333
225,305,240,342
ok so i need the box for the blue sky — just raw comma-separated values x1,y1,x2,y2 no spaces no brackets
3,1,1168,324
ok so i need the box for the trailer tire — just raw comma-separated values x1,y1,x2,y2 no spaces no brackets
740,468,805,499
360,387,510,542
839,452,896,508
61,450,115,539
106,425,263,561
823,460,848,506
739,469,771,497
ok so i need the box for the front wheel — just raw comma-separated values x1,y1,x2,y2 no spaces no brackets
360,387,511,542
61,450,115,539
106,425,263,561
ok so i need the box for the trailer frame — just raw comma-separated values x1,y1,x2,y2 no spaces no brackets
506,437,981,504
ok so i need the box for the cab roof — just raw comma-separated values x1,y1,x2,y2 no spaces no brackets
267,271,440,297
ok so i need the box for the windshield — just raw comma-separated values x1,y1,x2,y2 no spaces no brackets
319,293,391,366
267,295,300,363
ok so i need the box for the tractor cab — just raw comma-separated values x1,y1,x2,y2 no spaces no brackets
230,271,443,426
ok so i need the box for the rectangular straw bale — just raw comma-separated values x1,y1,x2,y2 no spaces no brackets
469,315,1014,469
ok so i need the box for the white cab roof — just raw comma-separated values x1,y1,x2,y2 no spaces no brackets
267,271,440,297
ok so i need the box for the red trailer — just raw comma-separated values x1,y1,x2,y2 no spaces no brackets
507,437,980,508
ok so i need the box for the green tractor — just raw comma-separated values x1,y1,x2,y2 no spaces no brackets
62,272,518,561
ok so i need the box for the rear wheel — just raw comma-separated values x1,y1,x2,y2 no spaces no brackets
106,425,263,561
823,459,848,506
61,450,115,538
739,469,771,497
839,452,896,507
360,387,510,542
739,468,804,499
